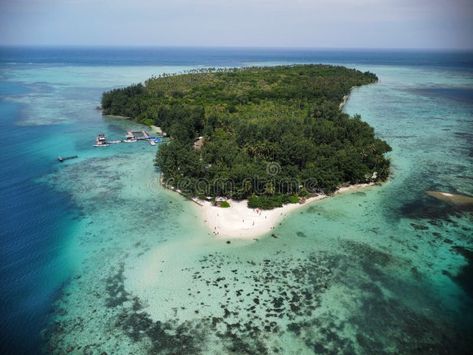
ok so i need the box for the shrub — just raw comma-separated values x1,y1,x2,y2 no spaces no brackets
142,118,154,126
219,201,230,208
248,195,285,210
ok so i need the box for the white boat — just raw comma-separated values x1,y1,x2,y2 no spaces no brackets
94,133,109,147
123,139,137,143
148,140,156,146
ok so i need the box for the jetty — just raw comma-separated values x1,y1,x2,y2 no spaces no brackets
127,130,150,140
93,130,165,147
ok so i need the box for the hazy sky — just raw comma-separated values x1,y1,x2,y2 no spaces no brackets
0,0,472,49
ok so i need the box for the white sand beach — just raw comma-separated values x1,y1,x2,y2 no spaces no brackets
197,183,373,240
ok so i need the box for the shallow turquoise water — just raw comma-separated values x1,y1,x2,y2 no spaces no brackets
1,49,472,354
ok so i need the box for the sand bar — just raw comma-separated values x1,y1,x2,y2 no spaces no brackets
426,191,473,206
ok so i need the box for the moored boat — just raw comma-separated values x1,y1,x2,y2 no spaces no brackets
124,132,137,143
94,133,109,147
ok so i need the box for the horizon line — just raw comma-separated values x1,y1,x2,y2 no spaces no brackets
1,44,473,52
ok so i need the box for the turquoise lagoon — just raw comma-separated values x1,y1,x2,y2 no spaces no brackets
0,49,472,354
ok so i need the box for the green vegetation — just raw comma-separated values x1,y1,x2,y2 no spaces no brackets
219,201,231,208
102,65,391,209
248,194,300,210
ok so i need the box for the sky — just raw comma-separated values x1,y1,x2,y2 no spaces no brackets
0,0,472,49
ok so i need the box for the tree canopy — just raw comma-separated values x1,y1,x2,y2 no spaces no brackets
102,65,391,209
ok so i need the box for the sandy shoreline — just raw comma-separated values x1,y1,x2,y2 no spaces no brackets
195,183,374,240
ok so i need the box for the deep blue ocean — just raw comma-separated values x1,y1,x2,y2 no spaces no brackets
1,47,472,354
1,47,473,69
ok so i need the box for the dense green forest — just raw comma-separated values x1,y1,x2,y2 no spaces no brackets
102,65,391,209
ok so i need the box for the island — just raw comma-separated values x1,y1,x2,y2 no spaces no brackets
101,65,391,238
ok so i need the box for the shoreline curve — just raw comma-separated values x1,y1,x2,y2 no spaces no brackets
194,183,375,240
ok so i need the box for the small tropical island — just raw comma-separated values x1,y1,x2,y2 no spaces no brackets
102,65,391,237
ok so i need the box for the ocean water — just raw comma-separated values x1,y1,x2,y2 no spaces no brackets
0,48,472,354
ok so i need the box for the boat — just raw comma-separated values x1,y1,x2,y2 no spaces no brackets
94,133,109,147
149,139,156,146
108,140,122,144
124,132,137,143
57,155,78,162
